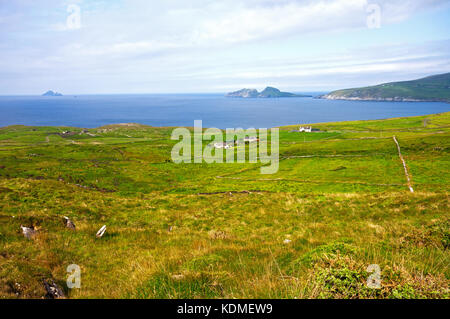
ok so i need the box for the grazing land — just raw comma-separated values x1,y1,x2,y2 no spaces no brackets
0,112,449,299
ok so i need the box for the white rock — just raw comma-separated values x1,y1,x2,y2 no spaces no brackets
96,225,107,238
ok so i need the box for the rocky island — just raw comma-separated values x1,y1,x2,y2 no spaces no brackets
42,90,63,96
320,73,450,103
226,86,311,98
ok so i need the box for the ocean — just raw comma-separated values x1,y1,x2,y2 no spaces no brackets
0,94,448,128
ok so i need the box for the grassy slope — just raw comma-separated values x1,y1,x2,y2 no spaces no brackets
324,73,450,102
0,113,449,299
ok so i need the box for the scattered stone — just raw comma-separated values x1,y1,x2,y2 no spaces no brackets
20,226,37,239
9,282,22,296
63,216,76,230
43,279,65,299
58,131,77,138
74,183,89,189
96,225,107,238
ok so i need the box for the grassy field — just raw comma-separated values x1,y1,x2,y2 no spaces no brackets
0,112,449,299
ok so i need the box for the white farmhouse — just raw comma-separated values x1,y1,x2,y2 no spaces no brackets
299,126,312,132
243,136,258,143
213,142,234,149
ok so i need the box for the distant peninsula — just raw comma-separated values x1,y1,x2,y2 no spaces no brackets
226,87,311,98
42,90,63,96
320,73,450,102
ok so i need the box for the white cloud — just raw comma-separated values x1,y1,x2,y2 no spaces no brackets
191,0,368,44
47,0,449,55
0,0,449,93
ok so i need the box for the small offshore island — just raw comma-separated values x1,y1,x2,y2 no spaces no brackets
226,86,311,98
320,73,450,103
42,90,63,96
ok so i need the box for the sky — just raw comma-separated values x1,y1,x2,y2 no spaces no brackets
1,0,450,94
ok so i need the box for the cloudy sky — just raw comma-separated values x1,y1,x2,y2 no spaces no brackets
1,0,450,94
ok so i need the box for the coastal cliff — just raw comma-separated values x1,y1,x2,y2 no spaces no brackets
320,73,450,103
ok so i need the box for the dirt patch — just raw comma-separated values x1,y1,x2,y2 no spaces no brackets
208,230,229,240
330,166,347,171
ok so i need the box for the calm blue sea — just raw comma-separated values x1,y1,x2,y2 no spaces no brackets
0,94,448,128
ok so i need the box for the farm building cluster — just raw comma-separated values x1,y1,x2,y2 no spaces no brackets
290,126,320,133
212,136,259,149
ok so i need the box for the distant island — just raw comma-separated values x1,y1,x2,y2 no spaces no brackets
226,86,311,98
320,73,450,102
42,90,63,96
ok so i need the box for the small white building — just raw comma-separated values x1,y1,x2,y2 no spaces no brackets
299,126,312,132
243,136,258,143
213,142,234,149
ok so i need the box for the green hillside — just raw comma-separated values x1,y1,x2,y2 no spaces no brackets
0,113,449,298
322,73,450,102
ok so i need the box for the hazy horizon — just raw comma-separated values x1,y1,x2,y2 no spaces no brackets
1,89,329,96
